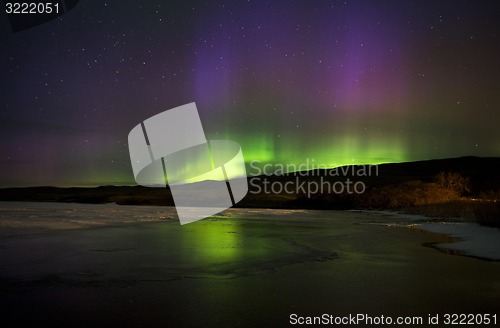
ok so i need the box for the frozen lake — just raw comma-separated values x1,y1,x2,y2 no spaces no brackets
0,202,499,327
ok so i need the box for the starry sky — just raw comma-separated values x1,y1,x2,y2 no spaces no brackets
1,0,499,187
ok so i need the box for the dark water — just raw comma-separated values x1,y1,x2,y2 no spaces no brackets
0,203,499,327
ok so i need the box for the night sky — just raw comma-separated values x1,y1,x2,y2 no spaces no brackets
1,1,499,187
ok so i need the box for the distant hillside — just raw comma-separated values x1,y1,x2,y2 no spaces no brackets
0,185,175,206
240,156,500,209
371,156,500,191
1,156,499,209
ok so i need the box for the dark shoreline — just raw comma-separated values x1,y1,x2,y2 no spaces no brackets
1,156,499,210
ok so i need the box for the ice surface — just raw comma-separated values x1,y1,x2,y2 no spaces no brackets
0,202,178,232
1,202,500,326
418,222,500,260
366,210,500,261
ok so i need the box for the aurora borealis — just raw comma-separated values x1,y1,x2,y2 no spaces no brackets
1,1,499,187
